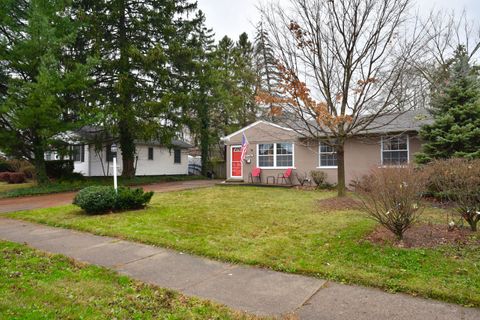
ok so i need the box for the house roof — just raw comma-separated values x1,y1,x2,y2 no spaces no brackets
358,109,433,135
71,126,193,149
220,109,433,143
221,120,294,142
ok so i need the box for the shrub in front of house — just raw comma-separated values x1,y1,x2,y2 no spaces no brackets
425,158,480,232
310,170,329,189
0,172,11,182
73,186,154,215
7,172,26,184
355,166,426,240
115,187,154,211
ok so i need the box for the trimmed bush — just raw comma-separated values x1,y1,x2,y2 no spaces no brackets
45,160,74,179
115,187,154,211
8,172,26,184
310,170,328,189
0,172,10,182
73,186,153,215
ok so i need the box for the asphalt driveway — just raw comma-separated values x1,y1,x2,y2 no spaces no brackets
0,180,217,214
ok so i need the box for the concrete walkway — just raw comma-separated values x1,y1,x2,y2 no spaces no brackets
0,219,477,319
0,180,217,213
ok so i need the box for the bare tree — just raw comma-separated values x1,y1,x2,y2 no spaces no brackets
414,10,480,92
258,0,427,196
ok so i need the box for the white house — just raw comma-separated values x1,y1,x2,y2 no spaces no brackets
70,141,191,177
46,127,192,177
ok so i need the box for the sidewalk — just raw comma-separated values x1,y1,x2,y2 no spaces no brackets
0,218,478,319
0,180,217,213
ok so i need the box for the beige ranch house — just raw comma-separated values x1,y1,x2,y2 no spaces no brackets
221,111,432,185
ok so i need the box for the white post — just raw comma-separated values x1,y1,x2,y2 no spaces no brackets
113,156,118,192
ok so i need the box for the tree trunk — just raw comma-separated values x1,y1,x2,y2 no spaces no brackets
117,0,135,179
33,140,48,185
336,144,346,197
119,119,136,178
199,102,210,177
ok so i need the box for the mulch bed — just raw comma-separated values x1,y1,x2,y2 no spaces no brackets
316,196,362,212
365,224,480,248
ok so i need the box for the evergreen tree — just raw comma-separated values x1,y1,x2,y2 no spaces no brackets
417,46,480,163
253,21,281,119
0,0,94,184
234,33,258,127
186,10,217,176
80,0,199,178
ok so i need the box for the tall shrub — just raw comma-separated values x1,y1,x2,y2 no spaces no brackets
355,166,426,240
426,158,480,231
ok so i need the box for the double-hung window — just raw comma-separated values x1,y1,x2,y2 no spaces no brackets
148,147,154,160
174,149,182,164
381,135,409,165
257,143,294,168
319,142,337,168
72,145,85,162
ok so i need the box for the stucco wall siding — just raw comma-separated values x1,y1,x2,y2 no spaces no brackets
225,125,423,186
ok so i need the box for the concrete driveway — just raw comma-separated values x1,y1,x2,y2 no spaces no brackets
0,179,217,214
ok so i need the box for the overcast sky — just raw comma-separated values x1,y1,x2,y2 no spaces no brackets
197,0,480,41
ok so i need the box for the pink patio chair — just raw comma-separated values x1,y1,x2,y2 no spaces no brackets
277,168,293,185
248,167,262,184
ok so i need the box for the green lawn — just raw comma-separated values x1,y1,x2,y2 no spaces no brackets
8,186,480,307
0,175,203,199
0,181,35,193
0,240,257,319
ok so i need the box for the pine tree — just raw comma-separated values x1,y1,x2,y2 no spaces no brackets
234,33,258,127
79,0,199,178
253,21,281,119
417,46,480,163
0,0,94,184
187,10,217,176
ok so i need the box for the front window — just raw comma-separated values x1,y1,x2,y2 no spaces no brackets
319,142,337,167
148,147,154,160
258,143,294,168
382,135,409,165
72,145,84,162
174,149,182,164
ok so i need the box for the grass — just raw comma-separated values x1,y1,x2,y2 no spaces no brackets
0,175,204,199
0,181,35,193
0,240,258,319
8,186,480,307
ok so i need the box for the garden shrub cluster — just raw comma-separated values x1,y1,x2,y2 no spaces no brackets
425,158,480,231
355,166,426,240
310,170,333,189
73,186,154,214
0,172,26,184
0,159,34,182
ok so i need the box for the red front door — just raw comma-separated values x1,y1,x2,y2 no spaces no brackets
231,146,243,178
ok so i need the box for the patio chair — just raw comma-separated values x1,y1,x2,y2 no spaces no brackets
248,167,262,184
277,168,293,185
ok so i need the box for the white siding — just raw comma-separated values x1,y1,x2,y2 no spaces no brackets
76,144,188,177
73,145,90,176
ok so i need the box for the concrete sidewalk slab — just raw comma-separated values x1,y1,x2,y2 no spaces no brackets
118,250,233,291
71,240,161,268
0,218,478,319
296,283,477,320
185,265,325,316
